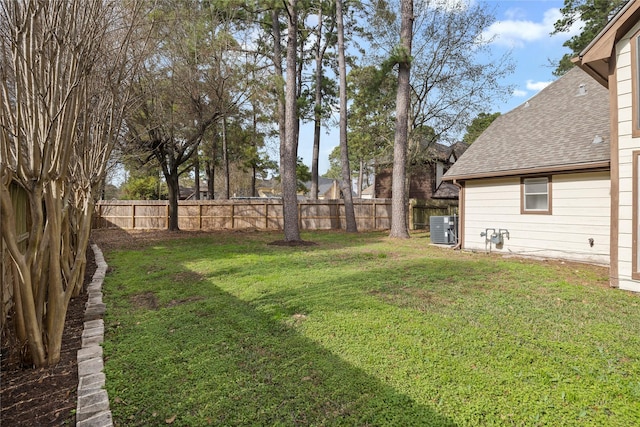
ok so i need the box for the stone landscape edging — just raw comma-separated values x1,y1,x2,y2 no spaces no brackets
76,243,112,427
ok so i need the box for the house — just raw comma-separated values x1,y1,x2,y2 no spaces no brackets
301,177,340,200
445,0,640,293
255,177,340,200
573,0,640,292
442,66,611,266
375,141,468,207
360,184,375,199
257,179,280,198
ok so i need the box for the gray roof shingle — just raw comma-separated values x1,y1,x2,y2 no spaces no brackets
433,181,460,199
444,67,610,181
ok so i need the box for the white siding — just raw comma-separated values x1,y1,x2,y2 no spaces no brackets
462,172,610,265
615,24,640,292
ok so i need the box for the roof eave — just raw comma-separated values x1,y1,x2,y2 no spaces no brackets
575,0,640,87
573,57,610,88
442,161,610,182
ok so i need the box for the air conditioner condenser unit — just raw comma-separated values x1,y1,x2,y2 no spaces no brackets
429,216,458,245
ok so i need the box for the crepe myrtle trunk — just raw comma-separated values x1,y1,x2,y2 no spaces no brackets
0,0,142,368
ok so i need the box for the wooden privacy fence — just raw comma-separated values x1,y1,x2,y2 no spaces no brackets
93,199,394,231
410,204,457,230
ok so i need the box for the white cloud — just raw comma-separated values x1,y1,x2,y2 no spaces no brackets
503,7,526,21
426,0,475,12
526,79,552,91
511,80,552,99
481,7,582,48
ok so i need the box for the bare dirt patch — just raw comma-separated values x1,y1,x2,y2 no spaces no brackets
91,228,219,251
92,228,275,251
172,271,205,285
370,286,452,311
130,291,159,310
268,239,318,247
131,292,205,310
92,228,321,250
166,296,205,308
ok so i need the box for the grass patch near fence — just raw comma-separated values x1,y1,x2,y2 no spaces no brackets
98,230,640,426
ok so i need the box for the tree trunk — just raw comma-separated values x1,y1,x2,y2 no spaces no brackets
221,116,230,199
251,164,257,197
272,8,286,148
194,149,200,200
0,0,142,368
283,0,301,241
357,158,364,197
69,196,93,298
166,171,180,231
0,183,46,366
208,130,219,200
251,98,258,197
311,118,321,200
336,0,357,232
310,3,323,201
206,161,215,200
271,5,288,207
44,184,66,367
389,0,413,239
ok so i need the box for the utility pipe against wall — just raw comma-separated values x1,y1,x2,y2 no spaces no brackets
480,228,510,253
480,228,495,253
452,179,463,250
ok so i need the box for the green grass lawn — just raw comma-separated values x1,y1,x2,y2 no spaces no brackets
98,230,640,426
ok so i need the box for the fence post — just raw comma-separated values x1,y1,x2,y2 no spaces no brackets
264,202,268,229
373,201,377,230
409,199,414,230
131,203,135,229
199,204,203,230
166,204,169,229
231,204,235,229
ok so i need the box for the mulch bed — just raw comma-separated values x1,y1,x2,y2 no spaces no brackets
1,247,96,426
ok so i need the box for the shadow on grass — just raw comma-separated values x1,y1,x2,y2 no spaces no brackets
103,233,635,426
104,281,456,426
95,229,397,261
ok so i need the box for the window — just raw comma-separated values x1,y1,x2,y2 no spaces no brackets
521,177,551,214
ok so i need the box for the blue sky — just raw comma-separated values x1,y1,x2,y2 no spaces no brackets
300,0,582,175
483,0,581,112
